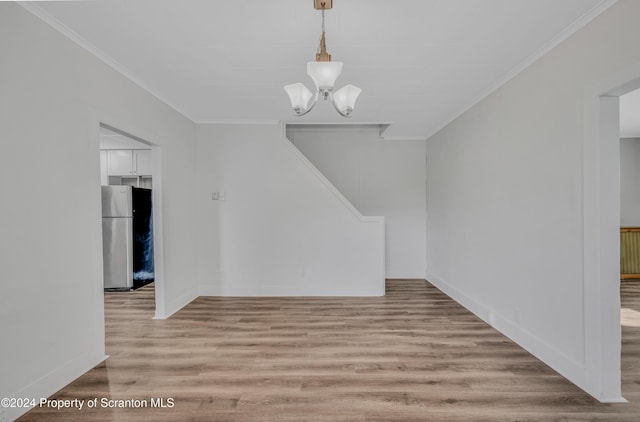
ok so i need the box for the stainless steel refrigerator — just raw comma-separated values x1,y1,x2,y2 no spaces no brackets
101,185,154,290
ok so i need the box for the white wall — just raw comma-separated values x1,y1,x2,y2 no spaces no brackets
621,138,640,226
0,4,198,420
287,127,426,279
195,123,385,296
426,0,640,402
620,88,640,138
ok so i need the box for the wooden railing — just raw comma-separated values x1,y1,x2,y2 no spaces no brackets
621,227,640,279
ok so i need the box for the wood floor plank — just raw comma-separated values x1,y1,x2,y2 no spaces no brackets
16,279,640,421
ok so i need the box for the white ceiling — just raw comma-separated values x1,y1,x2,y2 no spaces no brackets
27,0,617,139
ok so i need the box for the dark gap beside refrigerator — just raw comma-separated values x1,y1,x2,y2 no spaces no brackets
132,187,154,289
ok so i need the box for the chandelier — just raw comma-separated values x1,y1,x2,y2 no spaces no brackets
284,0,362,118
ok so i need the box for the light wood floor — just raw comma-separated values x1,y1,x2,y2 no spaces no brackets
18,280,640,421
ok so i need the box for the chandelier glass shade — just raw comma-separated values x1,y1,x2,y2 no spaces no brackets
332,84,362,116
284,3,361,118
307,61,343,92
283,83,314,114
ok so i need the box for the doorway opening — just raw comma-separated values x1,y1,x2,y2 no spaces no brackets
98,123,163,318
585,63,640,402
618,87,640,397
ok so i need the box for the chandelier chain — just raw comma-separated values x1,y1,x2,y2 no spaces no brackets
317,10,326,56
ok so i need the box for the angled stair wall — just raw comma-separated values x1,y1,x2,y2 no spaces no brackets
195,123,385,296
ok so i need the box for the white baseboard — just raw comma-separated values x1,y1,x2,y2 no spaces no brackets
425,271,605,401
154,290,198,320
198,285,220,297
198,282,384,297
6,352,107,421
385,274,427,280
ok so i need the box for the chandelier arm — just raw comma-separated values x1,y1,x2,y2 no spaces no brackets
329,92,354,118
294,90,320,116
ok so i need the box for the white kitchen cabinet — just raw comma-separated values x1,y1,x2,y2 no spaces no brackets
102,149,153,188
106,149,152,176
134,149,152,175
107,150,134,175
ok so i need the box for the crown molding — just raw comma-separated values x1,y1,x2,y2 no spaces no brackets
423,0,619,141
17,2,196,123
381,136,427,142
195,119,282,125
